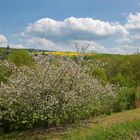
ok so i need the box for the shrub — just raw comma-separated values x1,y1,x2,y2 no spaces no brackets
0,64,11,84
90,67,107,82
0,56,118,132
135,87,140,100
0,60,14,84
84,54,140,87
6,49,34,66
0,48,4,56
113,87,136,112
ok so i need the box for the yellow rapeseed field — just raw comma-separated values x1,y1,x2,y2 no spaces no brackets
44,51,94,56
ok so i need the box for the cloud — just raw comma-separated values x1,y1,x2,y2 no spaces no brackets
10,44,24,49
26,37,108,52
125,13,140,30
131,34,140,40
0,34,24,49
22,17,130,54
0,34,8,46
114,12,140,54
71,40,108,53
20,13,140,54
23,17,128,41
116,38,133,44
110,45,139,54
26,38,64,51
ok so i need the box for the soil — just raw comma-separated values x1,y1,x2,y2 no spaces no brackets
135,100,140,108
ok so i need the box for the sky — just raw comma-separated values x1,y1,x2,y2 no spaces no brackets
0,0,140,54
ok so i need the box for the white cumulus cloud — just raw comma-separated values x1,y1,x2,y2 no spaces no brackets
26,38,63,51
0,34,8,46
23,17,128,41
20,13,140,54
125,13,140,30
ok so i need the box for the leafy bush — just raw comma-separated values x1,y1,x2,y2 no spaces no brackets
0,48,4,56
113,87,136,112
6,49,34,66
0,54,138,133
0,60,15,84
0,64,11,84
135,86,140,100
0,56,118,132
84,54,140,87
90,67,107,82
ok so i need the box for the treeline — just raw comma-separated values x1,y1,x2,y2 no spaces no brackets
83,54,140,99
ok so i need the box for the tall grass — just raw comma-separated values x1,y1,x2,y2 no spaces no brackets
84,119,140,140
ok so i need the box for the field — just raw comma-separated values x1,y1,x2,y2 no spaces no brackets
45,51,83,56
32,51,95,57
0,49,140,139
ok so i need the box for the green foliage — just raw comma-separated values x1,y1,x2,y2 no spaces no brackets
0,65,11,83
84,119,140,140
0,53,139,134
110,73,132,87
0,48,10,60
113,87,136,112
6,49,34,66
0,49,34,83
84,54,140,88
136,86,140,99
90,67,107,82
0,48,4,55
106,54,140,87
0,58,118,132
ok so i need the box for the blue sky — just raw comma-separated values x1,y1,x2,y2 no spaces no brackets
0,0,140,54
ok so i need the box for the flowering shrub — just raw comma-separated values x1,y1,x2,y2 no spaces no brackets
0,56,118,132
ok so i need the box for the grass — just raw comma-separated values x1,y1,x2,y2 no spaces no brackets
85,120,140,140
1,109,140,140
